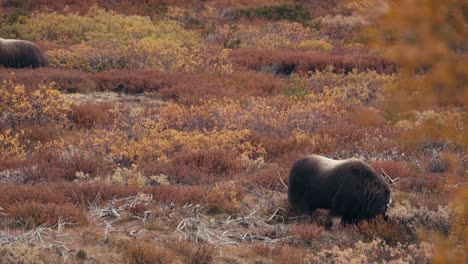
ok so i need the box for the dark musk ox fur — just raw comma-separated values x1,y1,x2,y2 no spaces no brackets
0,38,47,68
288,155,391,230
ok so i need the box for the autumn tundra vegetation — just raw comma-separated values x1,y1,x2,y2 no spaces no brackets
0,0,465,263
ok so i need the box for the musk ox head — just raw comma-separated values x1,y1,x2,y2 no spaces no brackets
0,38,47,68
288,155,391,230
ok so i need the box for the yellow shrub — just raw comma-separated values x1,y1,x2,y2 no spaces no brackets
0,77,71,126
17,6,202,47
47,42,233,72
107,165,147,187
223,21,316,49
0,243,48,264
47,44,131,71
310,69,394,109
134,38,188,70
0,129,29,161
75,122,265,164
296,39,333,51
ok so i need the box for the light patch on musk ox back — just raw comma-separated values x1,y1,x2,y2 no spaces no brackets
307,155,355,172
0,38,26,48
1,38,19,43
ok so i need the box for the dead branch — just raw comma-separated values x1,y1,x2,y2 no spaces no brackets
277,171,288,190
266,207,286,222
175,207,295,246
0,225,76,261
381,169,400,185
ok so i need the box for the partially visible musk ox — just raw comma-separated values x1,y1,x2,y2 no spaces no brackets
288,154,391,230
0,38,47,68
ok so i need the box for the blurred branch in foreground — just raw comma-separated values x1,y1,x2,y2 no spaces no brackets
370,1,466,263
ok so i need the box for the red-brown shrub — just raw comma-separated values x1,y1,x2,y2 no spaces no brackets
251,133,310,161
140,148,239,185
69,102,114,129
168,148,239,184
371,160,416,180
122,240,175,264
0,182,141,208
370,160,445,192
311,114,399,157
0,68,174,94
148,185,206,205
8,202,88,228
159,71,285,105
351,217,416,246
0,184,68,206
288,223,322,242
231,49,398,75
24,149,110,183
62,182,141,206
0,159,29,173
170,241,216,264
0,68,96,93
252,244,309,264
28,124,63,143
247,165,290,191
93,69,175,94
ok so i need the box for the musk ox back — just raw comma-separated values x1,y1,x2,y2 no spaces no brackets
0,38,47,68
288,155,391,230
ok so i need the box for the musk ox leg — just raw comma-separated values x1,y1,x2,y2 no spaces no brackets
341,216,360,227
325,213,342,231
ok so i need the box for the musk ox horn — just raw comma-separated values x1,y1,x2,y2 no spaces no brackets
381,169,400,185
288,155,391,230
0,38,47,68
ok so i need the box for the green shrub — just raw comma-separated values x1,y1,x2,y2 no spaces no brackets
284,73,309,99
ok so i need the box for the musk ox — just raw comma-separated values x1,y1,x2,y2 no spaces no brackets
288,155,391,230
0,38,47,68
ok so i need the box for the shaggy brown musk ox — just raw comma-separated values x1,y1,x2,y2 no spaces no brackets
288,155,391,230
0,38,47,68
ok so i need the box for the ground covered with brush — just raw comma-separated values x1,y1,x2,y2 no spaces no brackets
0,0,465,263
